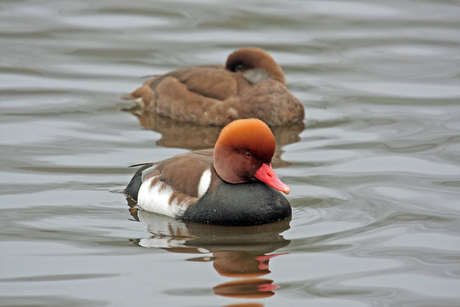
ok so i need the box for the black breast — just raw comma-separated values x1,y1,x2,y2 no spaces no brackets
181,181,291,226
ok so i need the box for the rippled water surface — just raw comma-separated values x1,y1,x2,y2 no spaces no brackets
1,0,460,306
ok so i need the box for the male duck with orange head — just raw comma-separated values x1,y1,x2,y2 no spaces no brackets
122,48,304,126
125,119,292,226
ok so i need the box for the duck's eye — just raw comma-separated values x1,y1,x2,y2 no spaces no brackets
234,63,245,72
245,152,252,158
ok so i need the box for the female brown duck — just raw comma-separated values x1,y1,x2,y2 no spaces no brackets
122,48,304,126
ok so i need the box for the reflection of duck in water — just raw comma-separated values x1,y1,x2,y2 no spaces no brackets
213,278,279,299
128,202,291,299
119,111,305,150
121,47,304,126
131,204,291,252
125,119,292,226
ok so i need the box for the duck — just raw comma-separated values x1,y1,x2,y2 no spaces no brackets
121,47,304,126
125,118,292,226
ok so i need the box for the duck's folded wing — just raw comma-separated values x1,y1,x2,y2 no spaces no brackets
156,150,214,198
173,66,237,101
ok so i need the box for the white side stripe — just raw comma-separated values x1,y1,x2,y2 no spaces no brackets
197,168,212,198
137,176,186,217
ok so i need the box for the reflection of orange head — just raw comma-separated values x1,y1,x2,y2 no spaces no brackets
213,252,270,278
213,278,278,299
223,303,264,307
215,269,269,279
255,253,287,270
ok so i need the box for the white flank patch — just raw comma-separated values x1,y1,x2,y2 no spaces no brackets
137,176,186,217
197,168,211,198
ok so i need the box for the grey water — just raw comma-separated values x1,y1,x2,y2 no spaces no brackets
1,0,460,306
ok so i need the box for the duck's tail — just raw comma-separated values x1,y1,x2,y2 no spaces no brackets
124,163,154,201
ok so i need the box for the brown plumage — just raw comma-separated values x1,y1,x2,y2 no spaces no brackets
121,48,304,126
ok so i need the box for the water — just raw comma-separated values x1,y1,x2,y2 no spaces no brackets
1,0,460,306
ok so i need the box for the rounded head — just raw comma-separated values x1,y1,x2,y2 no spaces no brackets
214,119,290,194
225,48,286,85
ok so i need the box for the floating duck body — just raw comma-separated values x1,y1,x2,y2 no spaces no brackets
122,48,304,126
125,119,292,226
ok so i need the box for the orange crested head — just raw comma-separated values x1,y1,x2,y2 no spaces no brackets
213,118,289,194
215,118,276,165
